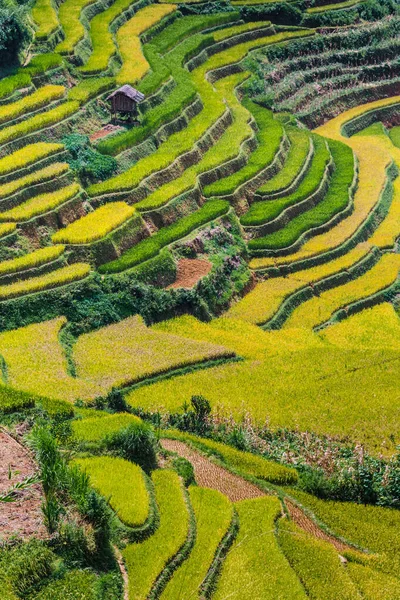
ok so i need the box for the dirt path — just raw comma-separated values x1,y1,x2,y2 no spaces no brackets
285,500,350,552
0,430,45,541
161,439,265,502
167,258,212,289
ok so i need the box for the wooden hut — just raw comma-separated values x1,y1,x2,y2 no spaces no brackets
107,85,145,123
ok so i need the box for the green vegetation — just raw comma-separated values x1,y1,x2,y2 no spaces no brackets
74,456,150,527
0,182,81,221
215,497,307,599
163,429,298,485
389,126,400,148
248,140,355,250
160,486,232,599
278,519,361,599
99,199,229,273
123,470,190,599
0,246,65,277
72,412,142,442
241,134,330,226
0,385,36,413
32,0,59,40
204,100,284,197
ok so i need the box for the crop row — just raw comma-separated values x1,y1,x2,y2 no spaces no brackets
203,99,284,198
52,202,136,244
0,182,81,222
0,85,65,127
32,0,60,41
284,252,400,330
0,262,90,301
135,71,252,212
100,199,229,272
0,246,65,278
242,134,331,227
0,54,63,103
0,142,64,179
0,162,69,200
116,4,178,85
56,0,101,55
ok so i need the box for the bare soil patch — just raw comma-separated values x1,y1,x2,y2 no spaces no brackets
0,430,45,541
161,439,265,502
90,124,124,142
167,258,212,289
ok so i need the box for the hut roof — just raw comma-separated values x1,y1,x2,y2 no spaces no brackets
107,85,145,103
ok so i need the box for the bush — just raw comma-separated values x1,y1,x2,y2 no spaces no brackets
0,2,31,64
104,421,158,471
172,456,195,487
63,134,117,185
2,540,54,598
240,3,302,26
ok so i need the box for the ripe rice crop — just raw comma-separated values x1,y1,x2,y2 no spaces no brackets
242,135,330,227
73,456,150,527
284,252,400,329
56,0,100,54
0,262,90,300
0,85,65,126
0,246,65,277
80,0,141,74
0,143,64,177
214,497,307,599
72,412,142,442
52,202,135,244
163,429,298,485
0,182,80,222
0,317,100,402
99,200,229,273
67,78,116,104
347,563,400,599
0,223,17,238
0,73,32,102
278,519,361,599
73,314,233,389
307,0,366,14
32,0,59,40
160,486,232,599
0,163,69,199
322,303,400,350
289,489,400,571
0,385,36,414
123,470,190,599
0,102,80,146
227,244,370,325
116,4,177,85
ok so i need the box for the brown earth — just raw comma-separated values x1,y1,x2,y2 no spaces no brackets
161,438,265,502
0,430,46,541
167,258,212,289
90,124,124,142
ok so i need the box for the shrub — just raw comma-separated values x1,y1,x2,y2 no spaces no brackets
2,540,54,598
63,133,118,185
104,421,158,471
172,456,195,486
0,3,31,64
239,3,302,25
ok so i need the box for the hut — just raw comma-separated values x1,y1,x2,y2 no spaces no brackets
107,85,145,124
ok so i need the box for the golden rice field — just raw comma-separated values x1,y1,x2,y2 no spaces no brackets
1,8,400,596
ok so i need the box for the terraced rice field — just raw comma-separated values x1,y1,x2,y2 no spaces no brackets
0,0,400,596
